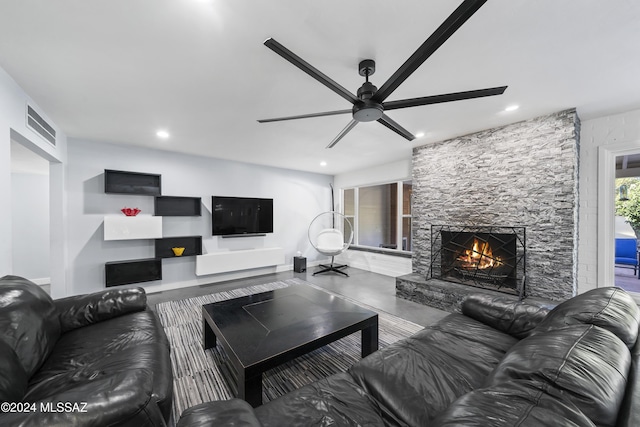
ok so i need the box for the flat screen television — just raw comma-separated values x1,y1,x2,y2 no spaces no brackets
212,196,273,236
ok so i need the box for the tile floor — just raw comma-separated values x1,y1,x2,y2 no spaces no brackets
147,267,449,327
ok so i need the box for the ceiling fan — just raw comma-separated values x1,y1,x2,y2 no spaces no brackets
258,0,507,149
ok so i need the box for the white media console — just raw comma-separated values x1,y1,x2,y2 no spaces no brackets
195,247,285,276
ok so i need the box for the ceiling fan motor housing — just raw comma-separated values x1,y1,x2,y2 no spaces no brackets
354,79,384,122
357,81,377,100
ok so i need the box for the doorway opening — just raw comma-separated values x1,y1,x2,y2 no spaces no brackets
614,153,640,294
10,133,51,294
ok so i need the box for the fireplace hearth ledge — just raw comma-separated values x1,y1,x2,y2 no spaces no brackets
396,273,552,313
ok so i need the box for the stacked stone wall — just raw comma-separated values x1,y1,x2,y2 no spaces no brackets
411,109,580,300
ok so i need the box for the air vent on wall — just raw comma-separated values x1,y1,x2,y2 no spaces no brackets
26,105,56,146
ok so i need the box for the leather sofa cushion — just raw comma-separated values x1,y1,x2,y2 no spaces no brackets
532,287,640,348
254,372,385,427
54,287,147,332
0,275,61,376
178,399,261,427
348,313,518,426
432,380,596,426
0,338,27,402
25,310,173,421
461,293,553,339
487,324,630,427
176,399,262,427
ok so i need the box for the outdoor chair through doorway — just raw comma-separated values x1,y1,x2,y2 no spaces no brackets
615,237,640,279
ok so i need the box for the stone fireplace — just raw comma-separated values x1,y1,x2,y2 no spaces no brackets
430,225,525,296
397,109,580,312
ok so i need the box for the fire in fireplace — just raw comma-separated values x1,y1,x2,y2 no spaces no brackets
429,225,526,297
457,238,501,269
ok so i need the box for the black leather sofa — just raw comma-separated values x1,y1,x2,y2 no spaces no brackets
178,286,640,427
0,275,173,426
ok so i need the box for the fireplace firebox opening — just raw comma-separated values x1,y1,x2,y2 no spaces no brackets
429,225,526,297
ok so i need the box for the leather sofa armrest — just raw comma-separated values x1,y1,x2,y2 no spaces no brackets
177,399,262,427
461,294,555,339
1,369,165,427
54,287,147,332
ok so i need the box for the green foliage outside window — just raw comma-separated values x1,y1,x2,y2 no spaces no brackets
615,177,640,236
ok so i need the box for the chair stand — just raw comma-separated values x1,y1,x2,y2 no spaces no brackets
313,256,349,277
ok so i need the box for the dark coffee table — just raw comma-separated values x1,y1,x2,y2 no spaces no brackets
202,284,379,407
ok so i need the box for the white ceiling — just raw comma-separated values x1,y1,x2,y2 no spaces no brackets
1,0,639,175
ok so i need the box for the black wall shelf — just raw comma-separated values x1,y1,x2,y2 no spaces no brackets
105,258,162,287
155,196,202,216
155,236,203,259
103,169,206,286
105,169,161,196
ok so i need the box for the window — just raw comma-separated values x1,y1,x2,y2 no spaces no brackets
342,181,412,252
402,181,412,251
343,188,355,244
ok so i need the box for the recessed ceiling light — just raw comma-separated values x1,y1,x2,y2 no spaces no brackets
320,161,327,167
505,105,519,112
156,130,170,139
415,132,425,138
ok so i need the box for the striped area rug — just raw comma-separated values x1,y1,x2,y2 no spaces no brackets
155,278,424,421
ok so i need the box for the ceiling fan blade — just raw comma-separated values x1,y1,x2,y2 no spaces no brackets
258,109,352,123
377,114,415,141
264,38,359,105
383,86,507,111
372,0,488,103
327,119,358,148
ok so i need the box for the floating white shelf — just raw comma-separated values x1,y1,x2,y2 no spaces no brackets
104,216,163,241
196,247,285,276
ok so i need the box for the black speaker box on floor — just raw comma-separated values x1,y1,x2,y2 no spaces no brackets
293,256,306,273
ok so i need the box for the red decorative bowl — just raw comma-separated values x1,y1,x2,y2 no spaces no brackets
121,207,141,216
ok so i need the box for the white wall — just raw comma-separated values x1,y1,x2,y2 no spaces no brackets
66,138,333,295
11,173,49,280
580,108,640,293
0,66,67,297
